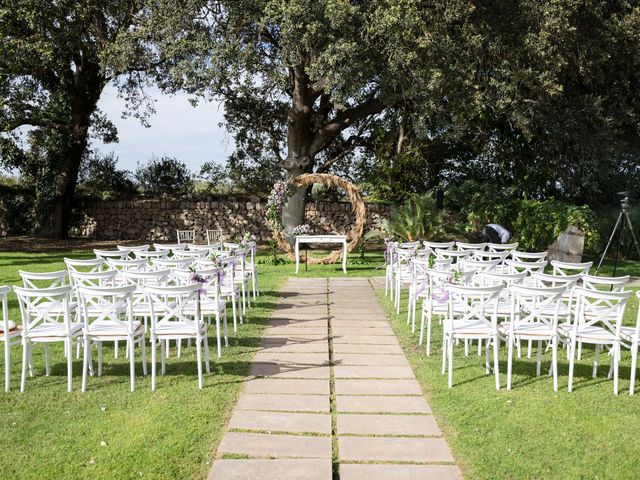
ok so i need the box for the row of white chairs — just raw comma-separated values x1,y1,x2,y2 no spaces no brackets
383,244,639,395
0,244,261,393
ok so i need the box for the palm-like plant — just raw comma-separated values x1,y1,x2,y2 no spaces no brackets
382,193,444,242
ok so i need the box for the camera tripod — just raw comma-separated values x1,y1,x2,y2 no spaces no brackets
595,191,640,276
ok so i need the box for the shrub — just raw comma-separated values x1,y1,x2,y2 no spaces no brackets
382,193,444,241
135,156,192,196
77,151,136,200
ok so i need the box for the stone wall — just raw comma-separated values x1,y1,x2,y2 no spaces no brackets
75,198,391,243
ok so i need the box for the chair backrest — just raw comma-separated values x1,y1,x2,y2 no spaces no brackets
19,270,68,289
581,274,630,292
176,229,196,244
509,285,566,327
531,272,582,289
572,287,631,336
172,267,223,300
473,250,510,263
445,284,503,327
150,258,193,271
423,241,454,250
153,243,187,252
477,271,527,288
510,250,548,262
433,248,470,262
172,250,208,259
64,257,106,274
505,259,547,276
145,283,203,334
188,244,215,253
106,258,148,273
117,244,150,253
94,249,129,260
120,269,171,288
551,260,592,276
133,250,169,260
394,247,415,271
459,258,501,274
427,268,474,287
223,242,240,251
77,284,136,334
456,242,487,251
13,285,73,334
486,242,519,253
206,229,223,245
70,269,119,288
397,241,420,249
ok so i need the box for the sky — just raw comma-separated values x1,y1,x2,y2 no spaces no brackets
93,83,234,173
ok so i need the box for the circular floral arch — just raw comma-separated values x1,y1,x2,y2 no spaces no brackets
271,173,366,265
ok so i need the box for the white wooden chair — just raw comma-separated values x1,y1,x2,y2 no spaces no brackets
231,247,252,314
206,229,223,245
117,244,150,255
394,247,416,313
384,241,398,298
133,249,169,261
473,250,510,264
120,269,171,334
176,229,196,244
456,241,487,252
153,243,187,254
433,248,470,263
622,291,640,395
217,255,243,332
511,250,548,262
172,250,209,260
243,241,260,299
458,258,501,275
19,270,68,289
503,285,565,391
78,284,147,392
551,260,592,277
567,288,631,394
150,258,193,272
146,284,210,390
487,242,518,253
442,284,503,389
423,241,455,250
407,257,452,332
581,274,629,292
94,249,129,261
0,286,20,392
174,267,228,357
106,258,148,276
14,285,81,392
505,259,547,277
418,268,474,356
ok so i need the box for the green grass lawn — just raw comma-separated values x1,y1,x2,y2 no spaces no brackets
0,249,380,479
0,247,638,479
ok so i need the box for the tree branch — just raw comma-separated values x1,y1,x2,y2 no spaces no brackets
3,117,70,132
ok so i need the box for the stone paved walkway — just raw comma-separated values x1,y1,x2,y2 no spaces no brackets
208,277,461,480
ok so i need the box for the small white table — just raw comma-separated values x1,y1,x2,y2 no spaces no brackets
295,234,348,274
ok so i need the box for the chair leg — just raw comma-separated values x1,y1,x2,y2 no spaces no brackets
613,342,620,395
76,341,81,359
552,335,558,392
28,342,34,377
20,339,28,393
141,337,148,376
485,338,490,374
44,343,50,376
161,340,166,375
129,336,136,392
592,345,600,378
477,339,482,356
223,310,229,347
527,339,532,358
66,338,73,393
465,339,469,357
426,311,433,356
215,312,222,358
151,336,157,391
177,339,182,358
536,340,542,377
568,337,577,392
196,336,203,389
630,342,638,396
204,334,211,374
507,335,513,390
441,333,447,375
418,306,425,346
4,340,9,392
577,340,583,360
98,341,103,377
82,337,90,392
448,336,454,388
231,296,238,332
165,339,170,359
114,340,119,359
493,334,501,390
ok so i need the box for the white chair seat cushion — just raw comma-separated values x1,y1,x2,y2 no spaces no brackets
27,322,82,338
32,301,77,314
0,322,21,339
0,320,17,332
154,320,205,336
183,299,226,314
87,320,143,337
501,322,554,337
573,325,616,342
446,319,493,336
620,326,638,342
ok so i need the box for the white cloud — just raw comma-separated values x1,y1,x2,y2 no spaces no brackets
93,84,234,173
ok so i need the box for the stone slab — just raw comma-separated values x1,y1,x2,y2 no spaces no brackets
209,459,332,480
269,319,329,328
336,395,431,414
331,320,390,328
219,432,332,459
334,379,423,396
333,366,415,379
333,353,409,366
337,414,441,436
250,363,330,379
332,335,399,345
263,326,329,335
332,343,403,355
259,343,329,354
229,410,331,434
331,327,395,336
338,436,454,462
339,464,462,480
261,334,328,341
253,353,329,365
237,394,329,412
244,379,329,395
